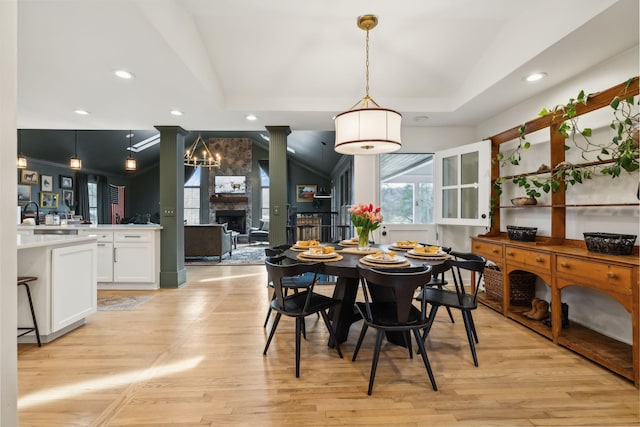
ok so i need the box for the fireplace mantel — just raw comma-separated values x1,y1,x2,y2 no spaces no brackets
210,195,248,203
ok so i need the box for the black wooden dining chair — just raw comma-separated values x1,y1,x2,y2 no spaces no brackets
263,259,343,377
352,265,437,395
420,251,487,367
263,245,312,328
418,243,455,323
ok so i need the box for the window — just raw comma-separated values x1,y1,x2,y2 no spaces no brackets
259,161,269,221
184,167,201,225
379,153,434,224
88,182,97,224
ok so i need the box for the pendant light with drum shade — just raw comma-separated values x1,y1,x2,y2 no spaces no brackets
69,130,82,170
16,130,27,169
334,15,402,155
125,131,137,171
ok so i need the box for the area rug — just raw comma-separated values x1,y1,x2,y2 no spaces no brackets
97,295,155,311
184,244,267,266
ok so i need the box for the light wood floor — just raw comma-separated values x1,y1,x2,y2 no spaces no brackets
17,265,639,426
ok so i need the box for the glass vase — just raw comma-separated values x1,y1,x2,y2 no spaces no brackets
356,226,370,251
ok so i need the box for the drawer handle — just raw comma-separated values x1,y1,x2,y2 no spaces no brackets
98,243,105,247
506,251,514,256
560,262,570,268
535,257,543,263
123,235,141,238
607,271,618,279
493,249,500,254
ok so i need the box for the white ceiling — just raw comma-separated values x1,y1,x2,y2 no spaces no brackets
15,0,639,169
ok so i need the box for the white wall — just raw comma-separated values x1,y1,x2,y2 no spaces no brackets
1,1,18,425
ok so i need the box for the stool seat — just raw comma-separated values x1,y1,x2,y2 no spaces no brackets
17,276,41,347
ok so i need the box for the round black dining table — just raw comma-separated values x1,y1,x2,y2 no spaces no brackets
284,244,447,345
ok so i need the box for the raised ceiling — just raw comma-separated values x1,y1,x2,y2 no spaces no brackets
16,0,639,174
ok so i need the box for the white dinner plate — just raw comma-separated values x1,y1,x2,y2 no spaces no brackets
302,251,338,259
363,254,407,264
407,249,447,257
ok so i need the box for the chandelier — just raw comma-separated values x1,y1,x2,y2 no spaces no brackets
334,15,402,155
184,133,221,168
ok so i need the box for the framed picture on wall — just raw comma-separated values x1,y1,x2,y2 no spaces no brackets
62,189,74,207
41,175,53,192
20,169,38,185
296,184,317,202
17,185,31,206
39,192,58,209
60,175,73,189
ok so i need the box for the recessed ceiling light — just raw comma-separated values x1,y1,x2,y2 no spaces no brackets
170,109,184,116
73,109,89,115
114,69,134,79
524,72,547,82
246,114,258,121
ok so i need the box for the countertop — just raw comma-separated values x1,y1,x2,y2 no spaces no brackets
17,233,98,249
18,224,163,231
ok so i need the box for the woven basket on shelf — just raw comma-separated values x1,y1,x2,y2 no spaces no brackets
483,265,536,306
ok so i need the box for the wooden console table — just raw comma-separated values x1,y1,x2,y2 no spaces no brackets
471,235,639,386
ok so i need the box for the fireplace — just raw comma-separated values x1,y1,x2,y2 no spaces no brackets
216,210,246,233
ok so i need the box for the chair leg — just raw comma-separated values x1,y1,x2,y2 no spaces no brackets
352,323,368,362
468,311,479,343
462,310,479,367
368,329,385,395
412,329,437,391
421,305,440,344
436,285,455,323
263,306,272,328
320,310,343,359
19,282,41,347
295,317,302,377
403,331,413,359
263,313,281,355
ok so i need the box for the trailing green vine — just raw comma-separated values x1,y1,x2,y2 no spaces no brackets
493,77,639,199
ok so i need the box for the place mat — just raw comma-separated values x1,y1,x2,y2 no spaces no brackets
338,246,380,254
359,258,411,268
405,253,450,261
297,253,344,262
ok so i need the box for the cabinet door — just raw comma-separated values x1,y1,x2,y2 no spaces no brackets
113,243,154,282
96,242,114,282
51,243,97,331
435,140,491,226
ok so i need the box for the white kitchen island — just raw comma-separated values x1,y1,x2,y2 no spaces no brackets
17,232,98,344
19,224,162,290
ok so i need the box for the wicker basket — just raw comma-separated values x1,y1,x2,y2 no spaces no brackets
483,265,536,306
583,232,637,256
506,226,537,242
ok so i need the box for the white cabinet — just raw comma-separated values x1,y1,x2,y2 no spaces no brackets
79,228,159,290
51,243,97,331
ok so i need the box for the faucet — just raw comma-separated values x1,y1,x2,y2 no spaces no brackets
22,201,40,225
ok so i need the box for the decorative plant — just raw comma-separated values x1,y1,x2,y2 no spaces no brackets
493,77,639,198
348,202,383,248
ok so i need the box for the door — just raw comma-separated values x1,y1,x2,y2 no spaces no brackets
435,140,491,227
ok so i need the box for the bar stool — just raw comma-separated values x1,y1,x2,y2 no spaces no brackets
17,276,41,347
